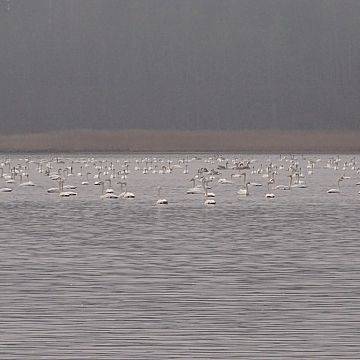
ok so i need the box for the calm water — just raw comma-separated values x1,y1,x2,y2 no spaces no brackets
0,153,359,359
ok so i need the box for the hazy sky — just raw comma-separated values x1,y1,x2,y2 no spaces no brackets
1,0,359,133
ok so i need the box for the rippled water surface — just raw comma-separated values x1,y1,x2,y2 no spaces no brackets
0,153,359,359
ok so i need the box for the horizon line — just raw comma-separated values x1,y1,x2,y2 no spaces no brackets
0,129,359,153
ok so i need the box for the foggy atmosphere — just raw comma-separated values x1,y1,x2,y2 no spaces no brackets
1,1,360,144
0,1,359,359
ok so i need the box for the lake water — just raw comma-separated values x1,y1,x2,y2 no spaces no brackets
0,153,359,358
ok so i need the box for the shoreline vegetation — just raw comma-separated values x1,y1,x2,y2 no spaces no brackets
0,129,359,153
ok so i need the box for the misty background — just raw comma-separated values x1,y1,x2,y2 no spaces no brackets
1,0,359,134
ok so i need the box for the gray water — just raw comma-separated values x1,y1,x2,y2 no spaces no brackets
0,153,359,359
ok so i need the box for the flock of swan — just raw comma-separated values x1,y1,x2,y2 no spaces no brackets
0,154,359,205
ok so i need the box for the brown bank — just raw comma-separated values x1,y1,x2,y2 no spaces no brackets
0,130,359,153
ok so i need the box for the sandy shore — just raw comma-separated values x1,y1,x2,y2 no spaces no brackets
0,129,359,153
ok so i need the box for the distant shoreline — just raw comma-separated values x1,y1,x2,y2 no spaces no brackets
0,130,359,153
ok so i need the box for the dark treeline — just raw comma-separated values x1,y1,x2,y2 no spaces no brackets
1,0,360,133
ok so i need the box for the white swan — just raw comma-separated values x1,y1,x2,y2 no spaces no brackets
202,178,216,205
218,174,234,184
123,191,135,199
250,182,262,187
104,179,114,194
237,173,250,195
50,174,61,181
19,174,35,187
265,180,275,198
237,182,250,196
275,175,292,190
59,191,77,197
58,179,77,197
291,173,308,188
93,170,102,185
19,181,35,187
0,187,12,192
82,172,91,185
156,187,168,205
100,181,119,199
204,198,216,205
201,178,215,197
63,184,77,190
118,182,135,198
327,177,343,194
47,187,59,193
187,178,203,194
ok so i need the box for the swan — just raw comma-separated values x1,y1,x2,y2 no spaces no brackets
249,170,262,186
202,178,216,205
19,174,35,187
93,170,102,185
289,172,308,188
217,161,229,170
123,191,135,199
156,198,168,204
19,180,35,187
104,179,114,193
237,173,250,195
50,174,61,181
0,187,12,192
205,191,216,198
118,181,135,198
156,187,168,205
265,180,275,198
100,181,119,199
292,182,307,189
204,197,216,205
82,172,91,185
275,175,292,190
218,174,234,184
58,179,77,197
201,178,215,197
47,187,59,193
187,178,203,194
327,177,343,194
59,191,77,197
237,182,250,196
63,184,77,190
204,191,216,204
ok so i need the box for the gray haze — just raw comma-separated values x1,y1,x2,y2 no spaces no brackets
1,0,359,133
